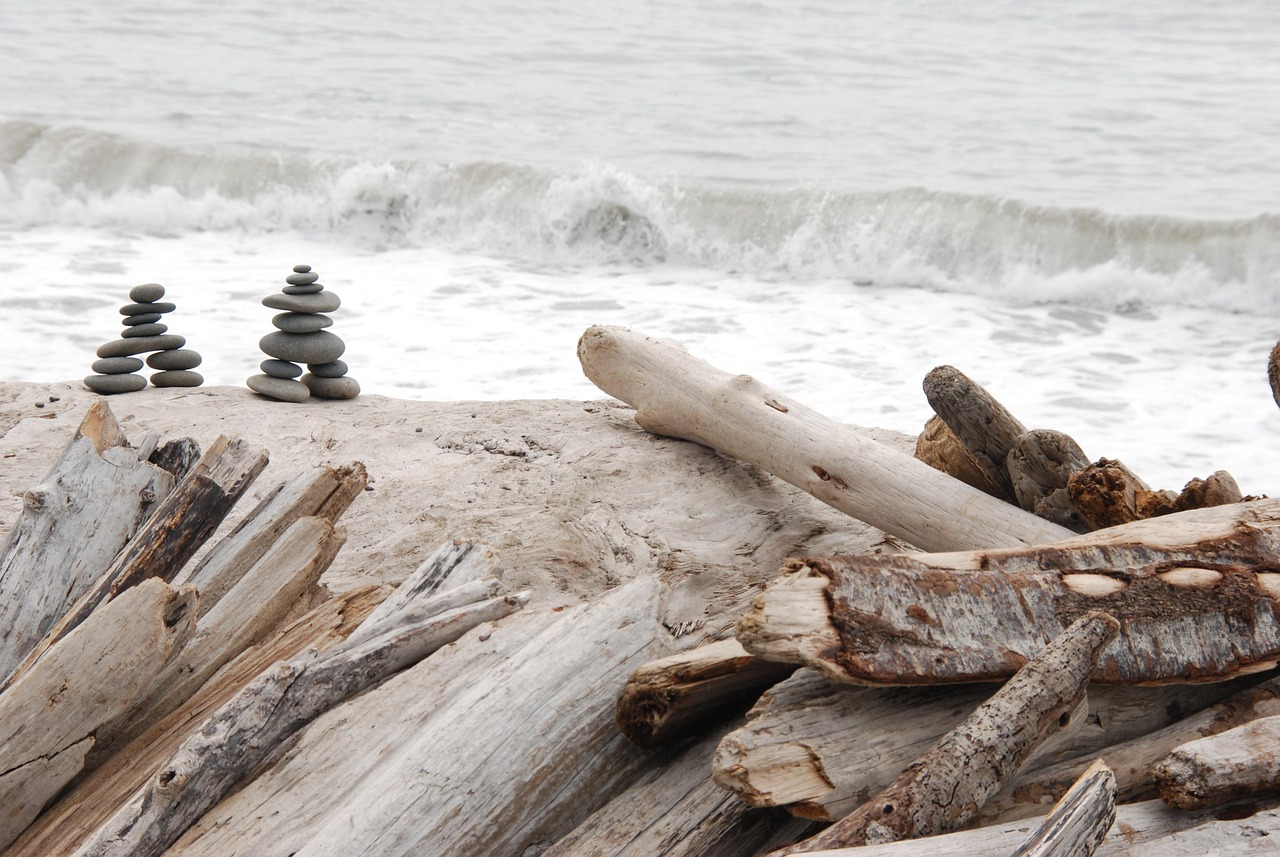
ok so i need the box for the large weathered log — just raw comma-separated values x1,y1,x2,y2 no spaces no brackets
4,435,269,690
1009,759,1116,857
921,365,1026,503
616,638,796,748
0,578,198,851
5,585,390,857
1153,713,1280,810
0,400,175,681
738,501,1280,684
577,325,1074,551
1007,429,1091,532
74,584,528,857
771,613,1119,854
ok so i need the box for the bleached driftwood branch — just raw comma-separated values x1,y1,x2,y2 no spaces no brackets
1009,759,1116,857
577,325,1074,551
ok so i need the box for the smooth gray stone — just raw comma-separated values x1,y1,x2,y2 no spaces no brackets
286,271,320,286
261,358,303,379
246,374,310,403
306,359,349,378
122,312,163,326
272,311,333,333
150,370,204,388
120,301,176,315
122,322,169,338
259,330,345,364
84,373,148,394
129,283,165,302
302,373,360,400
262,291,340,313
97,334,186,358
91,356,145,374
293,264,311,273
147,349,203,370
282,284,325,295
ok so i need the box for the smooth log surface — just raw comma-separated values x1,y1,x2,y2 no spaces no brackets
0,400,174,681
1154,713,1280,810
774,613,1119,854
1010,760,1116,857
921,365,1026,502
578,325,1074,551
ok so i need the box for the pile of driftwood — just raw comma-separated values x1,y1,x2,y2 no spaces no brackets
580,325,1280,855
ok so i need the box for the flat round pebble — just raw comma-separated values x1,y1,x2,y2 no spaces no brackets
97,334,186,358
303,373,361,400
282,283,325,295
293,264,312,273
84,374,148,394
261,358,303,379
259,330,346,364
286,271,320,286
306,359,349,378
122,312,163,327
262,291,340,313
150,370,204,388
129,283,166,302
122,322,169,338
147,349,203,370
120,301,176,315
246,374,310,402
272,311,333,333
92,356,144,374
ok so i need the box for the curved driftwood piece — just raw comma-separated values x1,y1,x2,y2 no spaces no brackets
0,400,175,681
4,436,269,690
1010,759,1116,857
616,637,796,748
577,325,1074,552
0,579,198,851
771,613,1119,854
74,588,529,857
738,500,1280,684
1153,713,1280,810
921,365,1026,502
914,415,1009,499
1007,429,1091,532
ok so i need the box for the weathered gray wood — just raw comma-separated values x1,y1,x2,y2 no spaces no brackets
577,325,1074,551
0,400,175,682
913,414,1009,499
616,638,795,748
921,365,1026,502
1007,429,1091,532
3,435,269,690
737,504,1280,684
74,586,528,857
1010,759,1116,857
348,540,499,639
771,613,1118,854
0,578,198,851
1153,713,1280,810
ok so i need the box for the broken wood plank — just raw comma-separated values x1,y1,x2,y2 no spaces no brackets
1153,713,1280,810
921,364,1026,503
616,637,796,748
0,578,197,851
0,400,175,681
738,502,1280,684
4,435,269,690
577,325,1075,551
770,612,1119,854
1007,429,1091,533
1009,759,1116,857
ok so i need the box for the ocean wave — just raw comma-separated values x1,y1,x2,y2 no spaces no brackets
3,120,1277,311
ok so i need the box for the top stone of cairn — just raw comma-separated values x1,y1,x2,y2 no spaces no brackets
129,283,166,303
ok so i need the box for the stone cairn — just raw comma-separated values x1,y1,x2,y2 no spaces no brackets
246,265,360,402
84,283,204,394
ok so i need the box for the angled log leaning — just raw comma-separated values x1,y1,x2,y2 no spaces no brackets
0,578,198,851
770,613,1119,855
1009,759,1116,857
738,499,1280,684
1007,429,1091,533
5,584,391,857
616,637,796,748
4,435,269,690
577,325,1074,551
1153,713,1280,810
74,584,529,857
913,415,1009,499
921,364,1027,503
0,400,177,680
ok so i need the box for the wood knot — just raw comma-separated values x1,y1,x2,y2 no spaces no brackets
22,487,49,513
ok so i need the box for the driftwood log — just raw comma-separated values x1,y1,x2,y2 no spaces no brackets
921,365,1027,503
1009,760,1116,857
771,613,1119,854
578,325,1074,551
1007,429,1091,532
1153,713,1280,810
914,415,1009,499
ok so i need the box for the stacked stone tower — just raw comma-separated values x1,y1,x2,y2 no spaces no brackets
84,283,203,394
